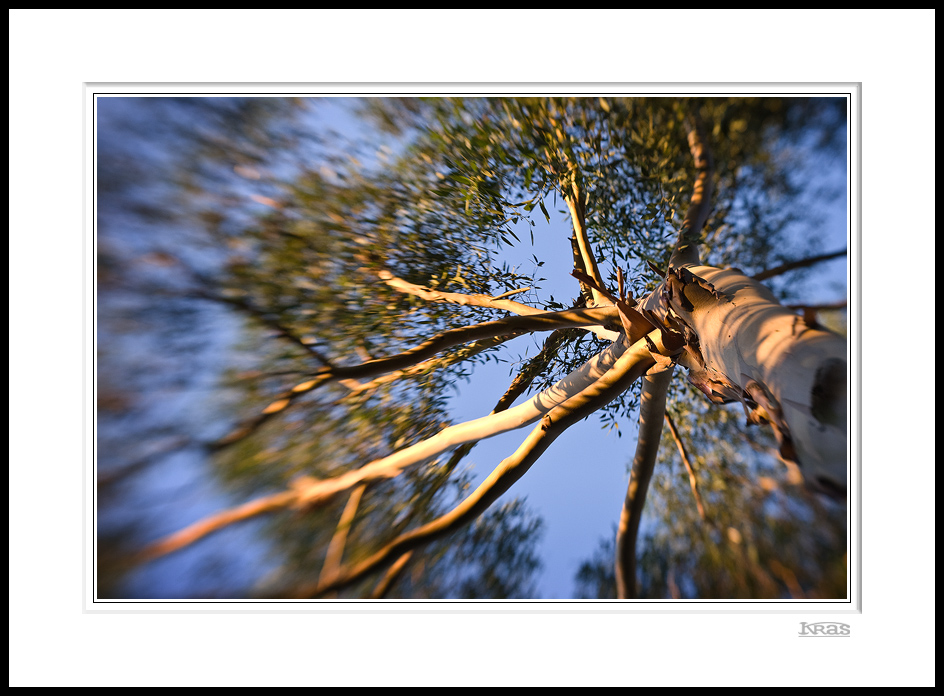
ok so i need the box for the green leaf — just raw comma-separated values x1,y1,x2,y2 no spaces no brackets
538,199,551,224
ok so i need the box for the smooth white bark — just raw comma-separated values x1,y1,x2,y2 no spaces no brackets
644,265,847,493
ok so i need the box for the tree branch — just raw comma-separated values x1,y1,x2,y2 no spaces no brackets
369,550,414,599
569,235,595,307
284,333,637,509
289,329,674,598
564,178,607,306
664,411,708,522
668,116,714,269
752,249,847,282
318,483,366,594
136,490,298,562
338,334,516,399
294,306,620,388
378,270,543,316
140,328,637,562
380,267,618,341
367,328,580,597
210,305,621,450
615,369,673,599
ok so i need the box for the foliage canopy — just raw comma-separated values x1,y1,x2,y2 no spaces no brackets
97,95,848,600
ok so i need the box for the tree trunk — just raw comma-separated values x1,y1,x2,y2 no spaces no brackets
641,264,847,497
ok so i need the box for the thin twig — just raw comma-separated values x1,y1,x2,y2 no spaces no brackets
192,289,337,366
785,300,847,312
664,411,708,522
753,249,847,282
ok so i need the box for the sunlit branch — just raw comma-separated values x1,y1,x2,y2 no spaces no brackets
615,369,673,599
494,328,584,411
416,328,583,485
664,411,708,522
339,334,516,400
281,333,633,509
142,327,633,562
564,179,607,306
753,249,847,282
669,116,714,269
291,330,672,598
378,270,542,316
369,550,414,599
297,306,620,387
569,235,595,307
318,484,366,594
380,263,618,341
369,330,576,596
137,490,298,562
209,305,621,451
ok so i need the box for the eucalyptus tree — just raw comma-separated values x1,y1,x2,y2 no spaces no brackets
104,95,847,599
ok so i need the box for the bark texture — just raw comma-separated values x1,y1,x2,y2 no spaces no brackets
643,265,847,495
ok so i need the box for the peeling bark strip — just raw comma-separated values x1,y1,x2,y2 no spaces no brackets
645,265,847,494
